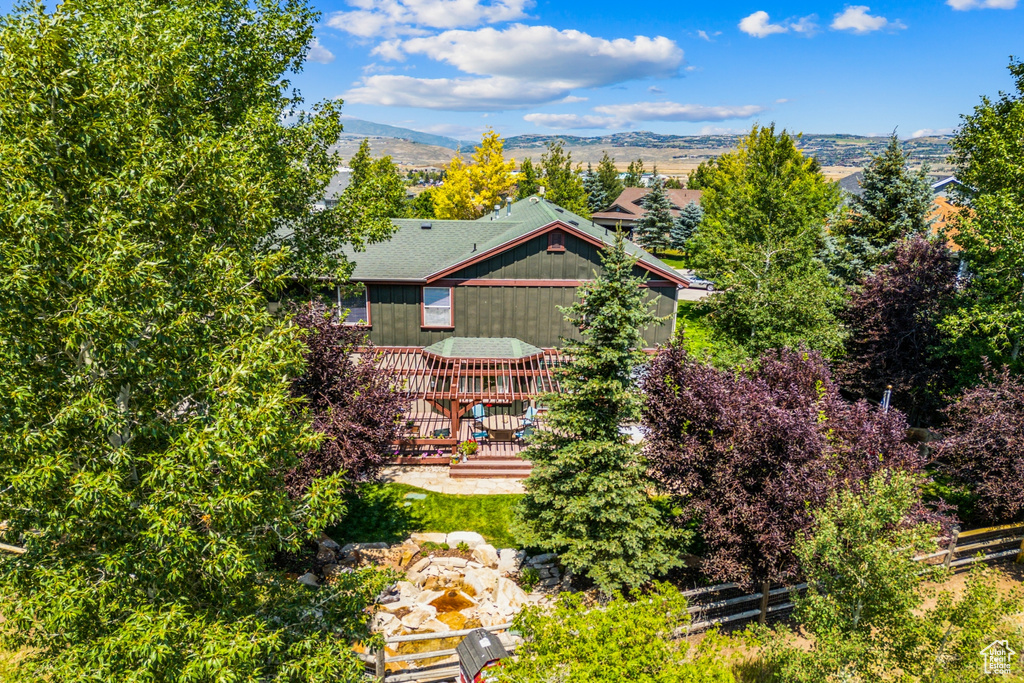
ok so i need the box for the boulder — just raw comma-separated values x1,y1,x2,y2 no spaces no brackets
400,605,437,629
410,532,447,545
461,567,498,598
478,612,509,628
396,581,420,601
472,544,499,568
494,578,527,612
497,549,524,575
416,618,452,633
446,531,486,549
341,541,389,553
373,612,401,637
316,546,337,563
529,553,556,565
318,534,341,551
410,558,431,573
297,572,320,588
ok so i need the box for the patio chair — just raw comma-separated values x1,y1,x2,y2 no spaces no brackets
471,429,489,442
522,406,540,427
514,426,535,442
470,403,487,428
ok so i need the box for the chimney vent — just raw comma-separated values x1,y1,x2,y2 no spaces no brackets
538,186,546,197
421,222,432,229
493,204,500,219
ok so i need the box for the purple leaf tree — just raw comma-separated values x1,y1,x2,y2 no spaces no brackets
641,341,926,588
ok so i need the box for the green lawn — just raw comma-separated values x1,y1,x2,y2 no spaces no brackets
676,301,714,353
326,483,522,549
652,249,688,271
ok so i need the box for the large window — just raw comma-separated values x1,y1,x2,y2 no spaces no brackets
422,286,453,328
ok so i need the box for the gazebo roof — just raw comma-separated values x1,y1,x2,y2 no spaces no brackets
423,337,544,360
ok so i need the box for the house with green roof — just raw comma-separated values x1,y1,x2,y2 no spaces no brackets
337,196,687,350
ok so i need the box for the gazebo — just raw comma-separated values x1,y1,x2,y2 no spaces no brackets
376,337,565,455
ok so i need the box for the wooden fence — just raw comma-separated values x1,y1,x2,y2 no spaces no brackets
362,522,1024,682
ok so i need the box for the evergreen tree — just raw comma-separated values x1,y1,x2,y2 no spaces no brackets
633,171,673,252
670,201,703,251
469,129,516,212
516,157,540,199
513,233,681,595
583,164,608,214
849,133,935,249
433,156,479,219
540,140,590,217
596,151,624,202
623,158,645,187
0,0,393,678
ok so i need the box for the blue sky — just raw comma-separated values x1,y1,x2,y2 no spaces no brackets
289,0,1022,140
8,1,1022,139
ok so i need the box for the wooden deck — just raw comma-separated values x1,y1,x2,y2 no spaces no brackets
394,411,533,479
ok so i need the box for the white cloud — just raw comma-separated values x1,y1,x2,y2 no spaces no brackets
593,101,766,123
649,86,664,93
346,75,574,110
327,0,534,38
381,25,682,86
830,6,906,34
695,29,722,41
739,11,789,37
306,38,335,64
775,98,791,104
947,0,1016,8
791,15,820,35
699,125,747,135
910,127,955,138
523,113,619,129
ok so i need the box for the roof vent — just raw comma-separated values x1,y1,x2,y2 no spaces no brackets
554,208,564,213
421,222,432,229
568,220,579,226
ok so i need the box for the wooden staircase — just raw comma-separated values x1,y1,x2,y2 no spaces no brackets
449,454,532,479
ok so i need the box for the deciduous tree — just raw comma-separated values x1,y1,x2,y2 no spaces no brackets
689,124,846,359
469,129,516,212
288,302,409,496
513,234,680,594
942,58,1024,378
0,0,392,678
433,156,480,220
836,236,958,424
641,342,924,587
343,138,407,220
496,584,734,683
936,365,1024,523
539,140,590,217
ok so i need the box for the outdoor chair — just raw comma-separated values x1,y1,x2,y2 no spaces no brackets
514,426,535,442
470,404,487,429
471,429,489,442
522,406,540,427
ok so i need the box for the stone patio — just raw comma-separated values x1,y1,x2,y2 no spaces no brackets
381,465,525,495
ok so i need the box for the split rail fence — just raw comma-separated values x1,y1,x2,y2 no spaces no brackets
361,521,1024,682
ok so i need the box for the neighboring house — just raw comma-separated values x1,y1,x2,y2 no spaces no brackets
336,196,687,350
315,167,352,210
591,187,703,230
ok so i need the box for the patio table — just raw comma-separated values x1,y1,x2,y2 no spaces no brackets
481,414,518,441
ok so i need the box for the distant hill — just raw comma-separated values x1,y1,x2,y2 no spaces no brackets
339,117,463,150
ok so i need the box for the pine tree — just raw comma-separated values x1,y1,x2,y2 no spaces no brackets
633,171,673,252
540,140,590,217
516,157,540,199
850,133,934,249
469,129,516,212
513,233,681,595
583,164,608,213
624,158,645,187
670,201,703,251
596,151,624,203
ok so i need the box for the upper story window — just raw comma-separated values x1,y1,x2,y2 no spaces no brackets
547,230,566,252
422,286,453,328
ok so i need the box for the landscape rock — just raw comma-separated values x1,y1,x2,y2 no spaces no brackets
410,558,431,573
410,532,447,545
496,548,522,574
297,572,320,588
373,612,401,637
446,531,486,549
400,605,437,629
461,566,499,598
316,546,337,563
436,611,469,630
341,541,389,553
529,553,556,565
472,544,499,568
415,590,444,605
318,534,341,551
494,577,528,612
416,618,452,633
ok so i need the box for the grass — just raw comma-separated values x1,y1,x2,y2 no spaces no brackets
651,249,688,271
326,483,523,549
676,301,715,354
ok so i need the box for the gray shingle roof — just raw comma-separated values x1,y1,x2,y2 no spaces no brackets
345,197,682,282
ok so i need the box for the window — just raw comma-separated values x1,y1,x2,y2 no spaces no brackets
422,287,453,328
339,288,370,325
547,230,566,252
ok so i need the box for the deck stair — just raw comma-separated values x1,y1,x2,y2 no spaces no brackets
449,453,532,479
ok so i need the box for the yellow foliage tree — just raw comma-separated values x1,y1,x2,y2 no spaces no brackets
469,129,516,212
433,156,479,220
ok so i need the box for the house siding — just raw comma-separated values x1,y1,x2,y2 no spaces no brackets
362,232,679,349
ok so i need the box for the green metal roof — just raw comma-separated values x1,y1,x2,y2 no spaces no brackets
423,337,544,359
343,197,683,283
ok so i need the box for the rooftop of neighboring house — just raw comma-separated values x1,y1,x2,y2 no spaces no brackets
342,196,685,284
591,187,703,225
